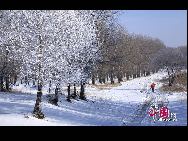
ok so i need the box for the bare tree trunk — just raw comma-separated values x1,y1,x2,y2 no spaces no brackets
171,74,175,84
33,82,44,119
133,74,136,79
167,68,173,86
67,84,71,102
48,84,59,106
169,77,172,86
5,76,10,91
137,66,141,77
80,82,86,100
143,70,146,77
0,75,4,91
106,74,109,82
14,75,17,85
152,70,155,74
98,74,102,84
126,73,129,80
48,80,51,94
33,80,35,86
72,83,77,98
102,76,106,84
117,72,123,83
137,72,140,77
33,36,45,119
92,75,95,85
24,76,27,86
110,72,114,84
33,45,44,119
146,71,150,76
54,86,59,105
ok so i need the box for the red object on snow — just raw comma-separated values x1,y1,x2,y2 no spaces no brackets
148,107,158,117
150,83,156,88
159,106,169,119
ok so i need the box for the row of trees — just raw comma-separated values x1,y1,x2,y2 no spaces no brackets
0,10,118,118
91,22,165,84
151,45,187,86
91,20,187,85
0,45,22,91
151,46,187,71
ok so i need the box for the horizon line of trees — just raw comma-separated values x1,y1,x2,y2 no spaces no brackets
90,20,187,85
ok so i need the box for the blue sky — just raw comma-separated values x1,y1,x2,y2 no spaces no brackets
117,10,187,47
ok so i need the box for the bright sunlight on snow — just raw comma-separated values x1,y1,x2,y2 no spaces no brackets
0,71,187,126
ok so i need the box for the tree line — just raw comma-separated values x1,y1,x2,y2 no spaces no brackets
91,20,187,85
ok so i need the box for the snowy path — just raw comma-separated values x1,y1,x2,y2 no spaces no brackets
0,71,187,126
124,97,154,126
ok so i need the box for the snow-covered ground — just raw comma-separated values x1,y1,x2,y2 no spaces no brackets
0,70,187,126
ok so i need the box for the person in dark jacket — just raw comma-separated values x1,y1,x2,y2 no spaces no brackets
150,82,156,92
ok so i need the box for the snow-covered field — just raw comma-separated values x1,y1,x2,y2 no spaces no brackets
0,71,187,126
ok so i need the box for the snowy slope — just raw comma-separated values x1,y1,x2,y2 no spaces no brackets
86,71,167,103
0,71,187,126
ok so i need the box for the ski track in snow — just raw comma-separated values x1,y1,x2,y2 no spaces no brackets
0,71,187,126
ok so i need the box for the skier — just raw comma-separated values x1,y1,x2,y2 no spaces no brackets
150,82,156,93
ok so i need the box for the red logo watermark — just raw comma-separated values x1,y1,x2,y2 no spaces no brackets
148,104,177,121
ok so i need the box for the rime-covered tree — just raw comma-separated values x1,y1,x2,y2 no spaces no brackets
0,10,23,91
1,10,101,117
